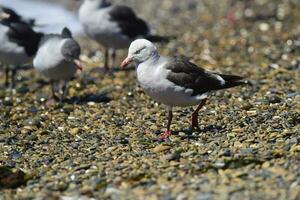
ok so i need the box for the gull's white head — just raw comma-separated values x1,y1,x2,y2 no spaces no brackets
121,39,158,68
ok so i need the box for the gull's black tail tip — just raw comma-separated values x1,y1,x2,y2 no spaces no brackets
144,35,176,43
220,74,253,88
226,79,254,88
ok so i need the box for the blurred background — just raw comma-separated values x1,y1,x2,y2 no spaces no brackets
4,0,299,37
3,0,299,68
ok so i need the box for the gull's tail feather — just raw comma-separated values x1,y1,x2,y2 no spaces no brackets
219,74,253,89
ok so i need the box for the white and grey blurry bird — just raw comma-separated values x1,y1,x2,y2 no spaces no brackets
121,39,250,139
0,7,43,88
0,6,36,27
79,0,169,71
33,27,83,101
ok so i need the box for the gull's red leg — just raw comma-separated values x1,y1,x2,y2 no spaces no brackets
159,109,173,140
192,99,207,130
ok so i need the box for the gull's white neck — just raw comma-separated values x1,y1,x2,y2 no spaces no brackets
141,52,160,66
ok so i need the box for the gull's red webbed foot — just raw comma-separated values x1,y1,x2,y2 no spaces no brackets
159,130,171,141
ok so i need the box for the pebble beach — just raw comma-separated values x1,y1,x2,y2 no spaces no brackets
0,0,299,199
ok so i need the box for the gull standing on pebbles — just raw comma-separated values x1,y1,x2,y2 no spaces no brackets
121,39,250,140
79,0,169,71
33,28,83,101
0,7,42,88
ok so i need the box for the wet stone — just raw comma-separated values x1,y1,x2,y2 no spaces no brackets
69,128,80,135
153,144,171,153
0,167,28,189
213,160,226,169
164,152,181,161
16,85,30,94
3,97,13,106
9,150,22,159
24,117,40,126
267,94,282,104
196,192,213,200
27,106,38,113
241,102,253,110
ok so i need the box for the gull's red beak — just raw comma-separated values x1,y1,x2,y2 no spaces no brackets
121,57,133,68
74,59,83,72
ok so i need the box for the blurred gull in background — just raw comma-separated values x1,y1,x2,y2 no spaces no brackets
0,0,83,35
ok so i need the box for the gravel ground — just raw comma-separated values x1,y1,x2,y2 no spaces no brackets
0,0,300,199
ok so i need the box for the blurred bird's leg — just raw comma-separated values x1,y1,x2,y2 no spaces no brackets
104,48,109,71
5,66,9,87
191,98,207,130
50,80,59,101
61,81,69,101
10,67,17,89
159,106,173,140
111,49,116,69
226,10,237,24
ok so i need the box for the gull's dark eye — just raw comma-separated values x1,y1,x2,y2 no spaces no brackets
134,47,146,54
134,49,142,54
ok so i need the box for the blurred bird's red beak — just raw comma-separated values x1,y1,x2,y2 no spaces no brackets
74,59,83,72
121,57,133,68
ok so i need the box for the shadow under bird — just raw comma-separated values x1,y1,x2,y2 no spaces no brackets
33,27,83,101
79,0,170,71
0,6,42,88
121,39,250,140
